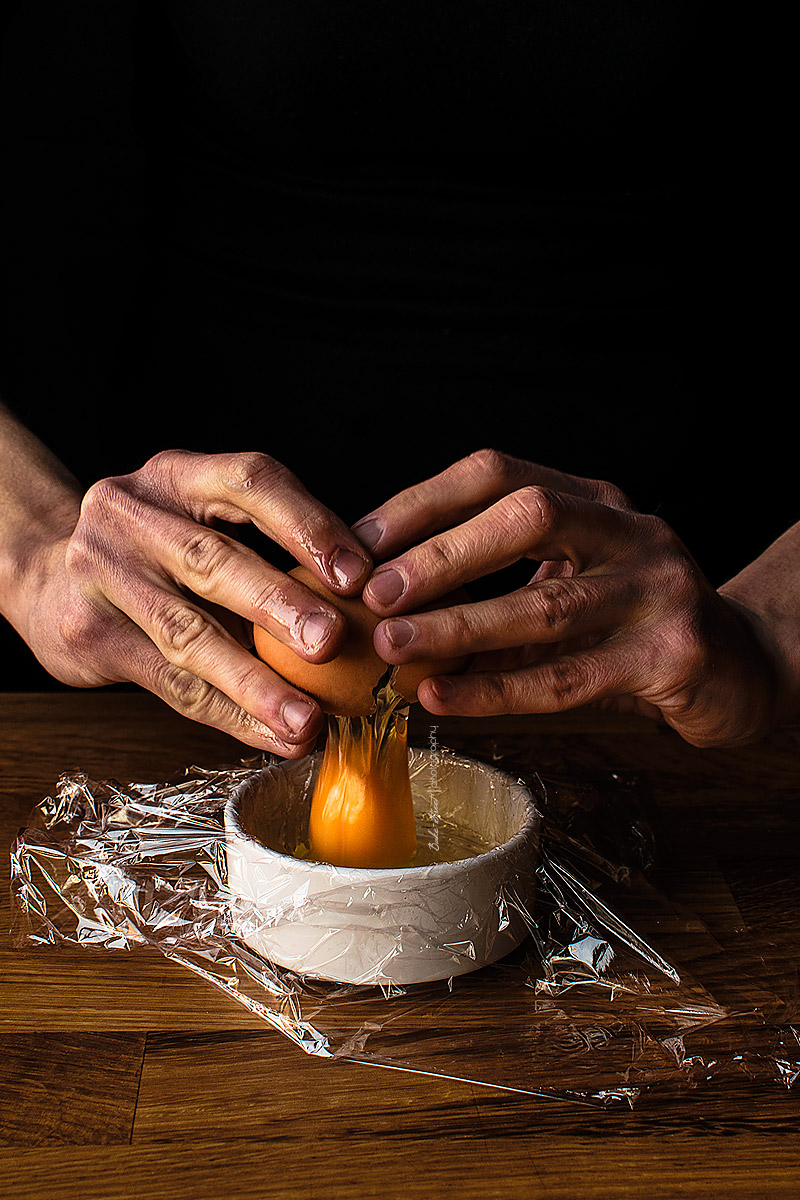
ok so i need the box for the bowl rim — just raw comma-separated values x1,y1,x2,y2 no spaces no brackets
224,746,541,882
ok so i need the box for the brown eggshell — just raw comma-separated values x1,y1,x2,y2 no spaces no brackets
252,565,383,718
252,564,470,717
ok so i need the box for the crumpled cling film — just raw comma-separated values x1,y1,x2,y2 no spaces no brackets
10,744,800,1107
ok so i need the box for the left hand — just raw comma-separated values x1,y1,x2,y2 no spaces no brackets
352,449,785,748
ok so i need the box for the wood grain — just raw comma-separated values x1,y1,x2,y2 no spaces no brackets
0,1033,145,1146
1,1137,799,1200
1,692,800,1198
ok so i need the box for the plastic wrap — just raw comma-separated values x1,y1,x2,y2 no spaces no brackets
226,747,539,986
10,738,800,1107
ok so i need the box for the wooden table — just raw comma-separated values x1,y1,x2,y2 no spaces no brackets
1,691,799,1198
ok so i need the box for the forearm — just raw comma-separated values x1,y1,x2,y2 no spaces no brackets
0,399,82,636
719,520,800,725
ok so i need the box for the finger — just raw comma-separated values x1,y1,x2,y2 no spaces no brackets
415,635,641,717
98,569,325,746
352,448,633,559
143,450,373,594
74,602,316,757
200,600,254,648
373,575,639,663
139,658,318,757
364,486,635,615
352,450,534,557
128,504,347,662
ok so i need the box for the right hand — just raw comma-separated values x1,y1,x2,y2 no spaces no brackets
356,449,790,748
20,449,372,756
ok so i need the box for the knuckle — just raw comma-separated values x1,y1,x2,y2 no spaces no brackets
546,655,591,703
645,520,705,598
232,660,269,705
665,610,708,677
138,448,197,494
531,580,579,631
586,476,633,511
140,449,173,475
147,448,188,469
643,512,674,544
160,665,216,715
63,527,95,577
155,602,214,659
505,485,558,535
425,535,460,572
180,529,232,587
444,602,476,643
57,602,99,652
224,451,283,494
79,476,124,517
467,447,514,481
668,560,705,610
78,475,145,533
477,672,512,709
643,513,686,559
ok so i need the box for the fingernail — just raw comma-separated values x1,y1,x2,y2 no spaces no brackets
301,611,335,650
429,678,454,703
331,547,369,587
352,517,383,552
282,697,316,735
366,567,406,607
384,618,416,649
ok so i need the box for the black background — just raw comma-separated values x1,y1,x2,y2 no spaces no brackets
0,2,791,691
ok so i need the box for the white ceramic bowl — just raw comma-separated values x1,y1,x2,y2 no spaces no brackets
225,746,540,986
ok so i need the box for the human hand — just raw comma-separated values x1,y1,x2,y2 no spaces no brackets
354,449,786,748
20,450,372,755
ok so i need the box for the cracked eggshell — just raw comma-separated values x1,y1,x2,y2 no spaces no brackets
252,565,470,718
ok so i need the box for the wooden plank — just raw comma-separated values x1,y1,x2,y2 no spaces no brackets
0,692,269,1034
0,693,689,1039
0,1033,145,1146
2,694,799,1044
0,1136,798,1200
0,949,269,1032
132,1031,486,1142
1,692,799,1200
130,1030,800,1144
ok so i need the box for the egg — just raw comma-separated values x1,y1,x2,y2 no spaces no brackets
252,565,470,718
308,702,417,867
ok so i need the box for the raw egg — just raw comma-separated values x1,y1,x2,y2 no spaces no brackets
252,565,469,718
307,682,417,868
252,564,470,869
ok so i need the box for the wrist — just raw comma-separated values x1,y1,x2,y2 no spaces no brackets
717,585,800,732
0,401,83,637
0,492,80,640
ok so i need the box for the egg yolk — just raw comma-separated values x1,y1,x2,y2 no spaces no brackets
308,681,417,869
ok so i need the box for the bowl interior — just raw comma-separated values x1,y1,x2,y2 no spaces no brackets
230,746,537,872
